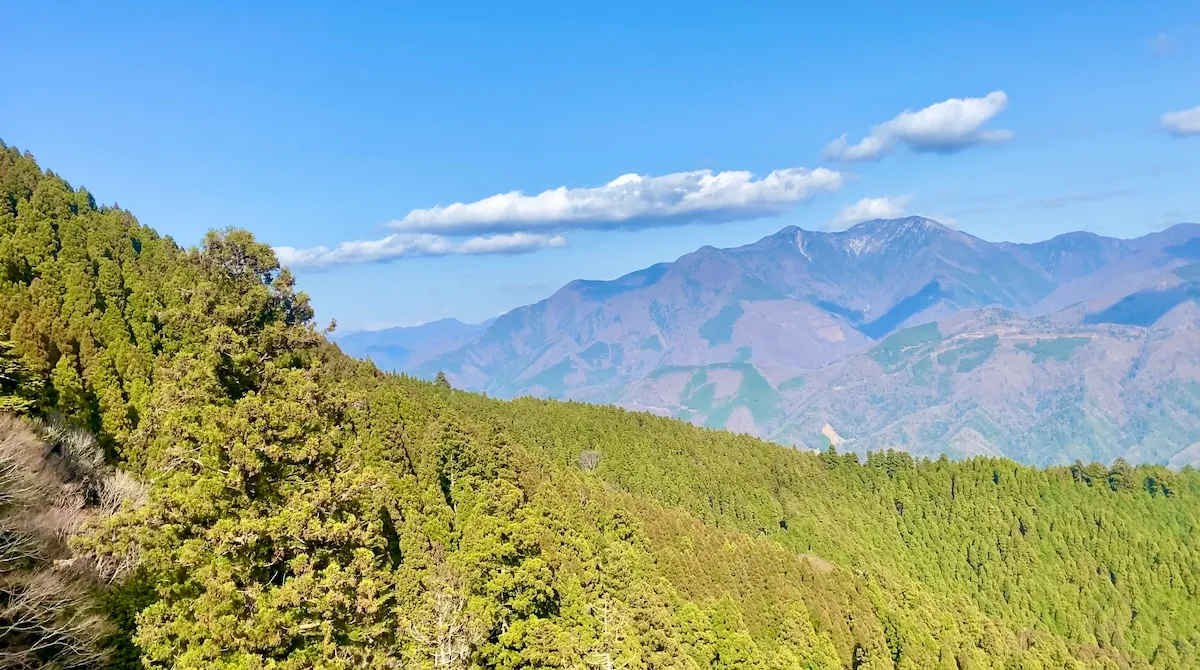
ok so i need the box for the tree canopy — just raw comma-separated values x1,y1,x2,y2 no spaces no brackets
2,140,1199,668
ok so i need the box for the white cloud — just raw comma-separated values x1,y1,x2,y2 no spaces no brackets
387,166,844,235
1160,105,1200,136
275,232,566,269
1026,188,1137,210
828,196,912,230
824,91,1013,162
932,214,959,229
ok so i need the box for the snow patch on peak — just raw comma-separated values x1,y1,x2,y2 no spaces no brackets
765,217,955,261
846,236,870,256
832,217,951,256
846,216,945,235
796,233,813,262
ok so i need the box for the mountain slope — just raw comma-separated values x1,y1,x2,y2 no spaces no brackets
435,380,1200,669
1029,224,1200,316
335,317,492,372
4,142,1200,668
771,309,1200,466
399,218,1200,465
416,217,1061,392
730,218,1058,334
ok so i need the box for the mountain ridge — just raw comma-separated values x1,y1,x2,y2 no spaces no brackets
338,217,1200,466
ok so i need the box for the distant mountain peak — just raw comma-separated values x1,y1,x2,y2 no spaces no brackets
772,216,951,241
782,216,958,259
842,215,950,235
1043,230,1111,243
1162,221,1200,233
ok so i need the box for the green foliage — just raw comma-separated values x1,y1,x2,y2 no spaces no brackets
731,277,785,301
935,335,999,373
777,376,806,392
579,341,611,365
639,335,664,352
510,356,575,397
868,322,942,369
699,304,745,346
5,141,1200,668
649,362,783,431
647,364,700,380
701,363,782,429
1016,337,1090,363
449,392,1200,668
0,338,41,414
1174,262,1200,282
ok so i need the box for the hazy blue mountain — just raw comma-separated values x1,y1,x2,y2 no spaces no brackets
1002,230,1132,282
768,308,1200,467
335,317,493,372
1030,223,1200,318
729,217,1060,337
383,218,1200,465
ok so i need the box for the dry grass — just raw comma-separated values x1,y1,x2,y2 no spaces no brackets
0,413,146,668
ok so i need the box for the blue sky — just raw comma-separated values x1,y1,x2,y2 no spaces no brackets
2,2,1198,331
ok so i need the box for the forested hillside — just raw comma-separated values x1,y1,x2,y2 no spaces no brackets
2,140,1199,668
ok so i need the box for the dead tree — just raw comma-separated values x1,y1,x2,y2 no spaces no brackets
586,595,634,670
0,414,146,668
577,450,602,473
408,557,481,668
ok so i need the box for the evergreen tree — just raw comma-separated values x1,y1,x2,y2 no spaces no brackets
3,140,1199,669
0,338,40,414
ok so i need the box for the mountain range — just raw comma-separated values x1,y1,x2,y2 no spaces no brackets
336,217,1200,466
334,316,494,373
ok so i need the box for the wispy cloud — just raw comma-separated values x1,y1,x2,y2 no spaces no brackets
275,232,566,269
387,166,843,235
1149,209,1197,231
1025,188,1138,211
828,195,912,230
1160,105,1200,136
497,280,554,292
931,214,959,229
823,91,1013,162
